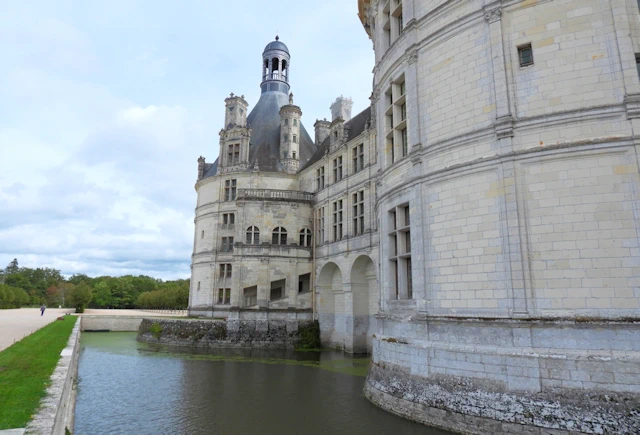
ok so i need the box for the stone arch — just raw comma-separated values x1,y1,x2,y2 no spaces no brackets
350,255,377,353
317,262,343,347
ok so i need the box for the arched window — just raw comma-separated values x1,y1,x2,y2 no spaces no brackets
299,228,312,247
292,151,297,159
272,57,280,79
272,227,288,245
246,226,260,245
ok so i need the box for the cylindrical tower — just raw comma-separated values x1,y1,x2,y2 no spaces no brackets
279,93,302,174
261,35,290,94
358,0,640,434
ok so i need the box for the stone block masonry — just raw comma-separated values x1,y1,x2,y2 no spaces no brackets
137,317,316,349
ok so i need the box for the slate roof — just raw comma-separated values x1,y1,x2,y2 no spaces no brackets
201,91,317,179
299,106,372,172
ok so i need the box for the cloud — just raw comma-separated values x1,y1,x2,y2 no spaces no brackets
0,0,373,280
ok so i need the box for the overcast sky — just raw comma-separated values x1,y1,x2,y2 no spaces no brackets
0,1,374,280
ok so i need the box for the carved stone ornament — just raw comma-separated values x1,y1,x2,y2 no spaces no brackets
495,115,514,139
484,7,502,23
408,50,419,65
624,93,640,119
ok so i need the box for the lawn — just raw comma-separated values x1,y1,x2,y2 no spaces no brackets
0,315,77,429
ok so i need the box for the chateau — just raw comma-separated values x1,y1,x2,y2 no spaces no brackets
189,0,640,433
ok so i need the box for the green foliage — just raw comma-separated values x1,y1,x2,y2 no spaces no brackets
149,322,163,339
2,258,188,311
67,282,92,313
0,316,77,429
296,321,321,350
0,284,30,309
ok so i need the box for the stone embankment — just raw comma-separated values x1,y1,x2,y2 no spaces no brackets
137,318,317,349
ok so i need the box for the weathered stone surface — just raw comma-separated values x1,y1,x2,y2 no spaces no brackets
366,363,640,435
137,318,315,349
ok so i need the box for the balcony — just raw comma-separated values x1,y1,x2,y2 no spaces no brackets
236,188,313,203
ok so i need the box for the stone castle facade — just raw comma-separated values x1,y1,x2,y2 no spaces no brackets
190,0,640,432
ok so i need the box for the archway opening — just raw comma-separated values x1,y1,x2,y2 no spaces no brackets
350,255,377,353
317,262,342,346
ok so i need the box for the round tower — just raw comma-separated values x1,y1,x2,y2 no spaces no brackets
261,36,290,94
279,93,302,174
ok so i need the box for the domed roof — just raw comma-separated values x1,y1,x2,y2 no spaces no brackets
263,36,289,54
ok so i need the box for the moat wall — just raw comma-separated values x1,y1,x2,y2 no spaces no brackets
137,316,317,349
365,317,640,434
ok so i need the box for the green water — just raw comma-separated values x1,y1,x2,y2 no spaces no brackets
74,333,449,435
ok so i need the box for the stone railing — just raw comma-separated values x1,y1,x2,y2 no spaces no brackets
236,188,313,203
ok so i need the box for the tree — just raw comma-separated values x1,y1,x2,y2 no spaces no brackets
5,258,19,275
67,282,92,313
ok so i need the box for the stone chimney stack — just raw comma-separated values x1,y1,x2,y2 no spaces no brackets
330,96,353,122
314,119,331,145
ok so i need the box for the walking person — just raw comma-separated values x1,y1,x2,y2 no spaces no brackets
40,304,46,316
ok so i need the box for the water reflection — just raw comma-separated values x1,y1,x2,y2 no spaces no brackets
75,333,449,435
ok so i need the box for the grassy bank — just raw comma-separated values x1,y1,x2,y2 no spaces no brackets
0,315,77,429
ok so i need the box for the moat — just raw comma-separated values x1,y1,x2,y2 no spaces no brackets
75,333,450,434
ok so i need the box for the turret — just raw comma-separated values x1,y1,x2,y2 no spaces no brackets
218,93,251,173
224,93,248,128
261,36,291,95
279,93,302,174
330,96,353,122
314,119,331,145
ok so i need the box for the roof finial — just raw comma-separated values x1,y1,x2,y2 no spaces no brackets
275,34,279,41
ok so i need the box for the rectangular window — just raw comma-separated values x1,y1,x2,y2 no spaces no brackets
317,207,325,244
332,156,343,182
293,119,298,126
221,237,234,252
227,144,240,165
219,263,232,279
386,76,406,166
401,128,408,157
518,44,533,67
333,199,343,241
388,204,412,300
352,190,365,236
270,279,286,300
352,143,364,173
284,118,289,125
201,230,204,239
217,288,231,305
316,166,325,191
636,54,640,79
224,179,237,201
293,134,298,143
222,213,235,225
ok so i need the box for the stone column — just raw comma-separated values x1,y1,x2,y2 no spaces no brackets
484,5,514,140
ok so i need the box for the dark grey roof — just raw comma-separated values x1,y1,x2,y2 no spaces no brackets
299,106,371,172
202,91,317,178
264,40,289,54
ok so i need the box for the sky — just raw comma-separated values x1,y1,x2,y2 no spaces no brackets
0,1,374,280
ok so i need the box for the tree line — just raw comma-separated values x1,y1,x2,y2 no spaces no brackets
0,259,189,312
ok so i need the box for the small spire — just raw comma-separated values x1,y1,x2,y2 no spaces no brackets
289,92,294,105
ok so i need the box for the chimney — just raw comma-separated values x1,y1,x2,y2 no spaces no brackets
330,96,353,122
314,118,331,145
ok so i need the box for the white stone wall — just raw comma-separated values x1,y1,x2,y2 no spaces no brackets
358,0,640,432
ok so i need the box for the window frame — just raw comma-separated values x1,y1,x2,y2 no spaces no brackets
246,226,260,245
272,227,288,245
299,228,312,247
224,179,237,201
352,190,365,236
518,44,534,67
332,199,344,242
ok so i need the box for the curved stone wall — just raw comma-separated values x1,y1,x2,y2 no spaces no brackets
360,0,640,432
